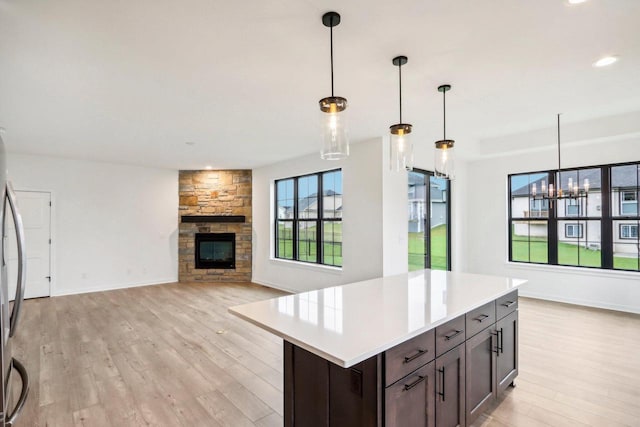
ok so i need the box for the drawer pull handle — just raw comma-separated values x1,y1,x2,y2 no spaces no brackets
501,301,516,308
437,367,445,401
491,330,503,355
474,314,490,322
444,329,463,341
403,349,428,364
403,375,426,391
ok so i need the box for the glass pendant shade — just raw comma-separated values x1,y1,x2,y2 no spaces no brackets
434,84,455,179
390,124,413,171
319,96,349,160
319,12,349,160
434,139,455,179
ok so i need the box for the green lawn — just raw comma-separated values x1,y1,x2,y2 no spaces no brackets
409,224,448,271
277,222,343,267
512,235,638,270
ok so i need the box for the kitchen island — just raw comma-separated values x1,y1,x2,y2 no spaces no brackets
229,269,526,427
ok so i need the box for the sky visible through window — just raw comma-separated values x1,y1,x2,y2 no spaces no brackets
278,171,343,205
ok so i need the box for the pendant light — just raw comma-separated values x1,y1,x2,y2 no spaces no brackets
533,114,589,202
319,12,349,160
389,56,413,171
434,84,455,179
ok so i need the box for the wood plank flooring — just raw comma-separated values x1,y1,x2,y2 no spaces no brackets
10,282,640,427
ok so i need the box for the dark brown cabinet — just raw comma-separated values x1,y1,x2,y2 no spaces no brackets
385,361,436,427
435,344,465,427
496,310,518,392
284,291,519,427
465,327,497,425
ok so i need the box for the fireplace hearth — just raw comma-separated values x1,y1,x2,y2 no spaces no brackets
195,233,236,269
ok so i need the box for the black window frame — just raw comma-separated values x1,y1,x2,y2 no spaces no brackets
274,169,342,267
408,168,452,271
508,160,640,272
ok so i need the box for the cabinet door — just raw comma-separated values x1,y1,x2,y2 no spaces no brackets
496,310,518,394
435,344,465,427
465,327,497,426
385,361,435,427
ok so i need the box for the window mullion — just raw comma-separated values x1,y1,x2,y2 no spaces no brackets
425,174,431,269
548,171,558,265
293,177,299,261
318,173,323,265
601,166,613,269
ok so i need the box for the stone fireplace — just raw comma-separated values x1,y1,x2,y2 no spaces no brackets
178,170,251,282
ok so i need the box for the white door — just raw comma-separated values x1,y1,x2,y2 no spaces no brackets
6,191,51,299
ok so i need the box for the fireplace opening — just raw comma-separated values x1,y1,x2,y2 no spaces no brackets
195,233,236,269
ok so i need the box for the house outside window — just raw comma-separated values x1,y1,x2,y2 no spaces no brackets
530,199,549,217
509,162,640,272
275,169,342,267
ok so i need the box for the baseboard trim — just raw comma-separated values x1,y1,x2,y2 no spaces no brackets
519,290,640,315
52,278,177,297
251,278,296,294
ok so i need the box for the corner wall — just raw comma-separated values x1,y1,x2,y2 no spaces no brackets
252,139,385,293
7,153,179,296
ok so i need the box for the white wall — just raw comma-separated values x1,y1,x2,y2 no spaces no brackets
8,153,178,296
252,137,468,293
382,136,409,276
252,139,385,293
465,134,640,314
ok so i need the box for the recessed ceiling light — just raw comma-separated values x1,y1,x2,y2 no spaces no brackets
185,141,196,146
593,56,618,67
568,0,587,4
205,166,213,170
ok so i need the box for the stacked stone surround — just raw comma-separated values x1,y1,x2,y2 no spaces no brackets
178,170,252,283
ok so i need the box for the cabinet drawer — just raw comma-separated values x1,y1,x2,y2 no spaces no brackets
435,315,465,357
385,329,435,386
466,301,496,338
385,360,435,427
496,290,518,320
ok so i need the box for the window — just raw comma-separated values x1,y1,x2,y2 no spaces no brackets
621,191,638,215
530,198,549,214
408,170,451,271
612,164,640,270
509,172,549,263
620,224,638,239
565,224,583,238
509,162,640,272
275,169,342,267
566,198,580,216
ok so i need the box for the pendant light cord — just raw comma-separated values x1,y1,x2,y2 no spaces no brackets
443,89,446,139
557,113,561,171
398,63,403,123
330,19,334,97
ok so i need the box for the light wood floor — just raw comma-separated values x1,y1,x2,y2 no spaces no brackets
11,282,640,427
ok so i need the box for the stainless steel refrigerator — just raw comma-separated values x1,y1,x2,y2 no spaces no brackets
0,135,29,427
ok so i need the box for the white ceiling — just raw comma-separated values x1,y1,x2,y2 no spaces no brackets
1,0,639,170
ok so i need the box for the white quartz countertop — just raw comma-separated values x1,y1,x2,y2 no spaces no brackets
229,270,527,368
